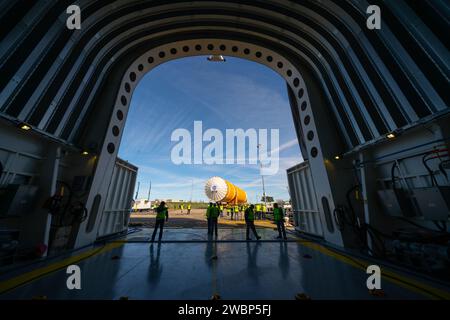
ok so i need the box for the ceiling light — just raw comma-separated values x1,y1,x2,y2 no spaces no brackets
207,55,226,62
19,123,31,131
386,133,396,139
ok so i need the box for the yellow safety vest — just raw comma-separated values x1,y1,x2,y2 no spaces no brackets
211,207,219,218
273,207,284,222
245,208,255,221
156,207,168,219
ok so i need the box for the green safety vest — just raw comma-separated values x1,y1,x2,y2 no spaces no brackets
256,204,261,211
187,204,191,209
219,205,224,211
234,205,239,212
206,206,212,218
245,208,255,221
210,207,219,218
156,206,168,219
273,207,284,222
262,205,267,212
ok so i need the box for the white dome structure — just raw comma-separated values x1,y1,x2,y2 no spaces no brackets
204,176,247,204
205,176,228,202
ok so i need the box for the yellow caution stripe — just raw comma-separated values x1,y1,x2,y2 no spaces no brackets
299,241,450,300
0,242,123,295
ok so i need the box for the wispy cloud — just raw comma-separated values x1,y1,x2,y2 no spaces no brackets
119,56,302,201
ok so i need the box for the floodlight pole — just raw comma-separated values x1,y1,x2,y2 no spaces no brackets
135,181,140,200
257,144,267,208
147,180,152,201
190,179,193,202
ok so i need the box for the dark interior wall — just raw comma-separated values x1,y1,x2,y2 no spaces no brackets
1,1,448,154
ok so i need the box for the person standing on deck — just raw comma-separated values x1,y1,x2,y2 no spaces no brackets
273,203,287,240
151,201,168,242
206,202,213,235
245,204,261,241
210,203,220,237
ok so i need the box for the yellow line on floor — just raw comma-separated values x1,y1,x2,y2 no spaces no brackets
0,242,123,295
298,241,450,300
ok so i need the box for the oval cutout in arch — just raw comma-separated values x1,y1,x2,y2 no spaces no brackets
117,40,317,169
116,110,124,121
321,196,334,233
86,194,101,233
112,126,120,136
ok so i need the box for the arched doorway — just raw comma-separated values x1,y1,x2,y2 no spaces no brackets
78,39,344,247
0,1,448,276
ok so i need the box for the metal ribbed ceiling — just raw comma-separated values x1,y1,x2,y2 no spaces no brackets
0,0,448,151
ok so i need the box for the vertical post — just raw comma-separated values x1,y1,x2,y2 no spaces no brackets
42,146,61,255
261,174,267,205
21,144,61,257
135,181,140,200
257,143,268,208
147,180,151,201
359,152,374,255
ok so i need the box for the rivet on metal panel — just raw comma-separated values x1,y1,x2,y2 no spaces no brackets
12,76,22,84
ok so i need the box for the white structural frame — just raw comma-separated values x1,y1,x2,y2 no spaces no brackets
75,39,343,247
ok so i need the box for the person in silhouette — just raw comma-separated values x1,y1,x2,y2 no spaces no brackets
273,203,287,240
245,204,261,240
151,201,168,242
210,203,220,237
206,202,213,235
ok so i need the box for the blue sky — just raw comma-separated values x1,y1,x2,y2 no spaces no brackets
118,56,303,202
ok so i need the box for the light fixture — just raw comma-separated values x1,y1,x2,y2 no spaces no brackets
81,151,89,155
334,155,341,160
386,132,396,139
19,123,31,131
207,55,226,62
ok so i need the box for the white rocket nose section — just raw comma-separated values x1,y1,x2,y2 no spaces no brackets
204,176,228,202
